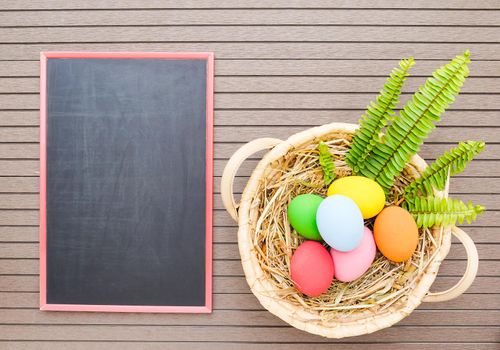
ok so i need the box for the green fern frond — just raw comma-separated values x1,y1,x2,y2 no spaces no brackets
403,196,485,228
318,142,336,185
405,140,485,196
358,51,471,190
346,58,414,173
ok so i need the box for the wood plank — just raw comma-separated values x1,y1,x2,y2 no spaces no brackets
0,324,497,342
2,10,500,26
0,259,38,274
217,77,500,93
1,224,499,245
0,43,498,60
0,158,498,178
0,159,497,179
217,60,500,77
0,207,498,226
0,0,498,10
1,241,498,262
0,161,38,176
2,60,500,78
1,26,499,44
6,188,500,211
0,173,498,196
0,144,39,158
214,110,500,127
0,177,39,192
159,226,500,245
213,143,500,161
1,125,499,145
2,257,498,277
43,239,500,260
213,159,500,178
4,77,500,94
213,191,499,210
1,92,498,110
214,93,500,110
0,342,498,350
0,61,38,77
0,112,38,126
0,242,39,258
0,195,38,209
0,125,498,144
215,158,500,178
1,292,498,311
0,193,495,211
213,209,500,227
218,194,498,209
3,191,495,211
0,226,37,242
0,306,497,327
2,110,499,127
221,258,500,277
0,128,38,143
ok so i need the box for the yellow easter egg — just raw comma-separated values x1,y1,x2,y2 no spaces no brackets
327,176,385,219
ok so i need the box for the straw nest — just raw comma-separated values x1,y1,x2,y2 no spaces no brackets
250,130,445,321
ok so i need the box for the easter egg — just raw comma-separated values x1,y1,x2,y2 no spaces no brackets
330,227,376,282
290,241,334,297
374,206,419,262
327,176,385,219
316,194,364,252
287,194,323,240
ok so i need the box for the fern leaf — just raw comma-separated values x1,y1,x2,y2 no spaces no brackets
405,140,485,196
403,196,485,228
346,58,414,173
318,142,336,185
358,51,471,190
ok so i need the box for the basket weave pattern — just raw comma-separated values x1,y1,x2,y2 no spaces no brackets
223,123,478,338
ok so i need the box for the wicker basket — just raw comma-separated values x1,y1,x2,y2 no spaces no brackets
221,122,479,338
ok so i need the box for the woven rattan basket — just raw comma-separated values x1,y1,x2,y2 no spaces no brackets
221,122,479,338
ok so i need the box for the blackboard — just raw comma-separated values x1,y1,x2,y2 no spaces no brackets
39,52,214,313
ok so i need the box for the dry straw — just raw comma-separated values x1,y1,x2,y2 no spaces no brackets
222,123,478,338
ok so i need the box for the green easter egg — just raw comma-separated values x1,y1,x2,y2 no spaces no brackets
287,194,323,241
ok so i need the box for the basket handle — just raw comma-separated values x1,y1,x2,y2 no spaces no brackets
221,138,282,222
423,226,479,303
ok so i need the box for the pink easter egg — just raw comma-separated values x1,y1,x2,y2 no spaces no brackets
330,227,376,282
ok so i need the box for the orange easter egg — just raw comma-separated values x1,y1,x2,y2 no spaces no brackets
373,206,419,263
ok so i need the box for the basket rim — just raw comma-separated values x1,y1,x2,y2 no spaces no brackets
236,122,452,338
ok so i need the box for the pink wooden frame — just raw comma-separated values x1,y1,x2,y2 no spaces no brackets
39,52,214,313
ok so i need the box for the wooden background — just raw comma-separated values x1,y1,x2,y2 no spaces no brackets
0,0,499,349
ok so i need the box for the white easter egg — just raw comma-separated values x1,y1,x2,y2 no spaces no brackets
316,194,364,252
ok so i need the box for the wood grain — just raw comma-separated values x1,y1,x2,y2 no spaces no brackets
1,225,499,244
1,258,499,277
0,241,498,261
2,26,500,43
0,324,498,342
0,343,499,350
0,43,499,60
2,60,500,78
0,158,498,177
2,110,500,127
3,77,500,93
1,10,500,26
1,0,499,10
1,92,498,110
0,2,499,348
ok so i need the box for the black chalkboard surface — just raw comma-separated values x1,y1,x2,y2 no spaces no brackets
40,52,214,313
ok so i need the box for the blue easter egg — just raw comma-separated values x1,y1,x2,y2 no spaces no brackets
316,194,364,252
